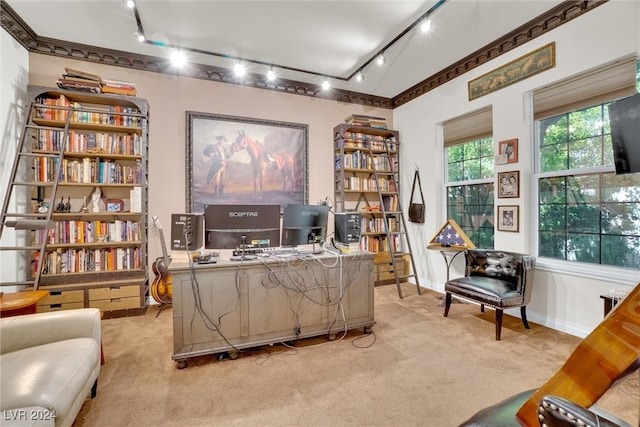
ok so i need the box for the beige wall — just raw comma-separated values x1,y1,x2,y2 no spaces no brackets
28,55,392,263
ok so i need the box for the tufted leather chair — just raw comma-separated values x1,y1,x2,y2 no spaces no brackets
444,249,536,340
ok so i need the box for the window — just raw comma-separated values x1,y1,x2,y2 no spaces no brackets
443,107,494,248
537,103,640,269
445,137,495,248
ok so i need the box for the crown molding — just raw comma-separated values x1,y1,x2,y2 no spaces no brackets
1,0,605,109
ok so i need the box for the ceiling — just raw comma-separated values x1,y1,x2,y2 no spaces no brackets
2,1,599,107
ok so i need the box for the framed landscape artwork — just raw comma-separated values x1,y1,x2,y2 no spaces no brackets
186,111,308,213
497,205,519,232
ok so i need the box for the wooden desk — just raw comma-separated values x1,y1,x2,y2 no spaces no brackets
169,252,375,368
0,290,50,317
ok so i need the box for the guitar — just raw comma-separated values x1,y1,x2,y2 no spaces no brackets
151,216,173,305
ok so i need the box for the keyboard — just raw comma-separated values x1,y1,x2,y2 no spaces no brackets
261,246,298,255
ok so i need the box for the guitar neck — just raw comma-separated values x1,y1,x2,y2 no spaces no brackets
158,228,170,265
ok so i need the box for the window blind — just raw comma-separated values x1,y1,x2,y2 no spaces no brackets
443,106,493,147
533,56,637,120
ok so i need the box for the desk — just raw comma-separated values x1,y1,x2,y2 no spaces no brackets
169,252,375,368
0,290,49,317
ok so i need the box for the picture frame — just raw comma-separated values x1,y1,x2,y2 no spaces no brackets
105,199,124,212
497,205,519,232
185,111,309,213
468,42,556,101
496,138,518,165
497,170,520,198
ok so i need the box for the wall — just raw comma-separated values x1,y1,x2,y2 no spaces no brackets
0,27,29,287
394,0,640,337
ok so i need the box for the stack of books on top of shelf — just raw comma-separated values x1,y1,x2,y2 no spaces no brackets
344,114,388,129
56,67,102,93
101,79,138,96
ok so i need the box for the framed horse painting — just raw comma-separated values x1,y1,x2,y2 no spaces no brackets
186,111,309,213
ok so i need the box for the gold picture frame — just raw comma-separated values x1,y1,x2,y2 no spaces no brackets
468,42,556,101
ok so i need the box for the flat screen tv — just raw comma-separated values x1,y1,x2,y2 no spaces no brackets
204,204,281,253
608,92,640,175
281,204,329,247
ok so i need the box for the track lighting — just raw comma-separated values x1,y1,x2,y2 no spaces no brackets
134,31,145,42
376,54,386,66
266,68,276,82
420,18,432,33
170,50,186,68
355,70,364,82
322,80,331,91
125,0,135,8
233,63,246,77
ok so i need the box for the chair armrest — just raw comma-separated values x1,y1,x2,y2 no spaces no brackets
0,308,101,355
539,395,632,427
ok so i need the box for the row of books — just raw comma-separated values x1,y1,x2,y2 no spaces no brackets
345,114,388,129
343,176,397,192
35,95,141,126
34,129,142,156
335,152,394,171
36,220,141,245
35,247,143,275
33,156,143,185
360,234,400,253
56,67,138,96
361,217,399,234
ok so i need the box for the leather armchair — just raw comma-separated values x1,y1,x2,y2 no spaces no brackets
444,249,536,340
538,394,634,427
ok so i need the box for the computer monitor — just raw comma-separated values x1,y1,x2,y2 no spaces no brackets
608,92,640,175
281,204,329,247
204,204,281,256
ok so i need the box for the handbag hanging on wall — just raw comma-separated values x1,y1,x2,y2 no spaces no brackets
408,168,425,223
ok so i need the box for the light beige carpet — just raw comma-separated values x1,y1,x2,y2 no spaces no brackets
74,283,638,426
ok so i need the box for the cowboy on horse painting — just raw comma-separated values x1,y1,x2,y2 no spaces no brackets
231,130,297,197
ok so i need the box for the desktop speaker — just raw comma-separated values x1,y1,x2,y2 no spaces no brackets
171,213,203,250
334,212,362,244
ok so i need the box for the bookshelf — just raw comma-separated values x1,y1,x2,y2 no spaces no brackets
25,85,149,318
334,123,414,288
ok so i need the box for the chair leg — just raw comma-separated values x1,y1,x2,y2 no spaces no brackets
91,379,98,398
480,304,485,313
495,309,503,340
444,292,452,317
521,306,530,329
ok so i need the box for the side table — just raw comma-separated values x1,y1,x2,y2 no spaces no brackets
427,244,466,282
0,290,50,317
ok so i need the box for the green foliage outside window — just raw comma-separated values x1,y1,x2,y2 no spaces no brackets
446,137,494,248
538,104,640,269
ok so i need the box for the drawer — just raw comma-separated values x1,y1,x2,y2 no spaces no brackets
89,296,140,311
37,302,84,312
38,290,84,305
89,285,139,300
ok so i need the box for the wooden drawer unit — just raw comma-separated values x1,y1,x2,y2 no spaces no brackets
36,289,84,313
89,285,140,312
375,255,409,283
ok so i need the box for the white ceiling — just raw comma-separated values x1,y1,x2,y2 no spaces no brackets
6,0,564,98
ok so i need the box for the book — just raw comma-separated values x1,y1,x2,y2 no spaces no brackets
64,67,102,82
101,85,137,96
102,79,137,90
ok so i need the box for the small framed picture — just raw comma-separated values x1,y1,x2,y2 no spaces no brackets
498,170,520,198
497,205,519,232
497,138,518,164
106,199,124,212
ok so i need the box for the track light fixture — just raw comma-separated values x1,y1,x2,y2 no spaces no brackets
266,68,276,82
125,0,135,8
420,18,432,33
355,70,364,82
376,54,386,66
170,50,186,68
233,63,246,77
322,80,331,91
134,31,145,42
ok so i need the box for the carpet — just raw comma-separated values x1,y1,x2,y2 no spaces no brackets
73,283,638,426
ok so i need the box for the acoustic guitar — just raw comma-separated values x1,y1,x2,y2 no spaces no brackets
151,216,172,305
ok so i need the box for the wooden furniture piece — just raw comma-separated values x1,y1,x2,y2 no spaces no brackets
1,85,150,318
459,283,640,426
0,290,49,317
333,122,419,298
444,249,536,340
169,252,376,368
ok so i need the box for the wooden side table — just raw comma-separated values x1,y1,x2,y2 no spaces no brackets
0,290,50,317
427,244,466,282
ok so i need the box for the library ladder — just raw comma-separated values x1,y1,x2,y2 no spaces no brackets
368,141,422,299
0,101,71,290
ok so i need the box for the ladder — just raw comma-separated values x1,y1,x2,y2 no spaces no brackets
0,101,72,290
368,140,422,299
